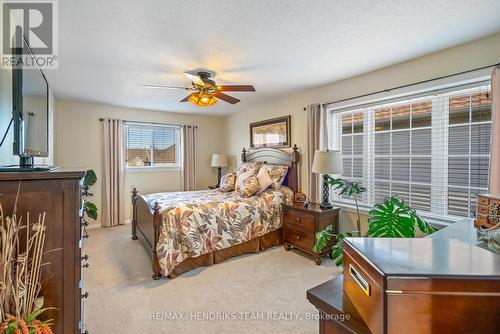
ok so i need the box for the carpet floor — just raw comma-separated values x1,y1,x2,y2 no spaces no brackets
83,225,341,334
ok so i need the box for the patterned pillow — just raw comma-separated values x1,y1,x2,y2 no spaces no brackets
236,161,263,176
219,172,236,192
236,170,260,197
256,166,273,193
264,164,289,189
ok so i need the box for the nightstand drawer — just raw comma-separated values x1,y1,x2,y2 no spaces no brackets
284,210,315,232
284,227,315,250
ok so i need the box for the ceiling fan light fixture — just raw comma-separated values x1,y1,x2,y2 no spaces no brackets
189,92,217,107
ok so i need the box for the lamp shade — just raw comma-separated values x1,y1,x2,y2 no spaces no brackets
311,150,343,175
211,153,228,167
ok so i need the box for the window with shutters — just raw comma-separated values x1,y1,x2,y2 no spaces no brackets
124,123,181,169
327,84,491,220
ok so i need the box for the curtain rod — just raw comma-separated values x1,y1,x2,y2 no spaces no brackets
98,118,197,128
316,62,499,108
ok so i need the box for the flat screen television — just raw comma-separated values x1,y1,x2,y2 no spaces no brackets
0,26,49,171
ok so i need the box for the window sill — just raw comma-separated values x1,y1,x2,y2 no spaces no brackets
126,166,181,173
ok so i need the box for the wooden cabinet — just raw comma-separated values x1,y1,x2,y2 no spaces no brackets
0,170,88,334
474,193,500,229
308,220,500,334
282,203,339,265
343,235,500,334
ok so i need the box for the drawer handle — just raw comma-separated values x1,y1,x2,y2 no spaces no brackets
81,254,89,261
82,263,89,269
349,264,371,296
296,235,301,240
81,292,89,299
296,218,301,222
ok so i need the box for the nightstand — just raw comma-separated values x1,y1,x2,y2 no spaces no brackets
282,202,339,265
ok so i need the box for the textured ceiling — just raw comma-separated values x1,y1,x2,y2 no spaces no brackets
45,0,500,115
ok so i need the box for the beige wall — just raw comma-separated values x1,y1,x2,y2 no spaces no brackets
55,101,226,226
224,32,500,232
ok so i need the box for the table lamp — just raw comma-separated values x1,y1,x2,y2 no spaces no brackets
211,153,228,188
311,150,343,209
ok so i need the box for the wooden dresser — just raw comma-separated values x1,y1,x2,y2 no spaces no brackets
474,193,500,229
308,220,500,334
282,203,339,264
0,170,89,334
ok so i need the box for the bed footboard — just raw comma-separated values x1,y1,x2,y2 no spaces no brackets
131,187,163,280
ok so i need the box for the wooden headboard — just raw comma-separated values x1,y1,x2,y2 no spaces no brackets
241,144,300,193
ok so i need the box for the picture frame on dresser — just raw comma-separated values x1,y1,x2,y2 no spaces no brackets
249,115,291,149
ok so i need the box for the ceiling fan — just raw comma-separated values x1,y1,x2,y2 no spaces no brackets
145,71,255,107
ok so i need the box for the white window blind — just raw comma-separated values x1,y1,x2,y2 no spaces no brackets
124,123,180,168
327,84,492,219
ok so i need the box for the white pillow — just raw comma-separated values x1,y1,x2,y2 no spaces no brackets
256,165,273,193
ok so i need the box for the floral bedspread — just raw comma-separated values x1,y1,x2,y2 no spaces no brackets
144,187,294,275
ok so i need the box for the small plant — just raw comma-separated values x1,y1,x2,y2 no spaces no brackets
328,177,366,235
313,178,366,266
313,226,352,266
83,169,98,221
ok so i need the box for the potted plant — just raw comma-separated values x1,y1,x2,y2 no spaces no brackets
314,177,437,266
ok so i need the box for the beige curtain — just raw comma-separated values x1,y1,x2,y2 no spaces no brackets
490,66,500,194
306,104,327,202
181,125,197,191
101,118,125,227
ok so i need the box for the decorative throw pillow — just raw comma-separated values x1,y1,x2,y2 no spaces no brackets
235,170,260,197
256,166,273,193
265,164,289,189
219,172,236,192
236,161,263,176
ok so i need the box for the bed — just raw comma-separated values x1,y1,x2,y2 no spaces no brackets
131,145,300,279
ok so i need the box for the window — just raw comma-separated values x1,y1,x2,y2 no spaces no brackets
124,123,181,169
327,84,492,219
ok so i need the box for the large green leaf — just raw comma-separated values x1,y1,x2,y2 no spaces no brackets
84,201,98,220
313,224,333,253
328,177,367,197
367,196,436,238
84,169,97,187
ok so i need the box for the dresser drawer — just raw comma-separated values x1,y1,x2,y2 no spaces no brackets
284,210,315,232
477,213,488,223
478,196,489,205
284,227,315,250
478,204,489,215
343,242,384,334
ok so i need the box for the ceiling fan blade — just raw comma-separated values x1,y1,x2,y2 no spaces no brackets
184,72,206,86
180,93,194,102
145,84,193,90
217,85,255,92
214,92,240,104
